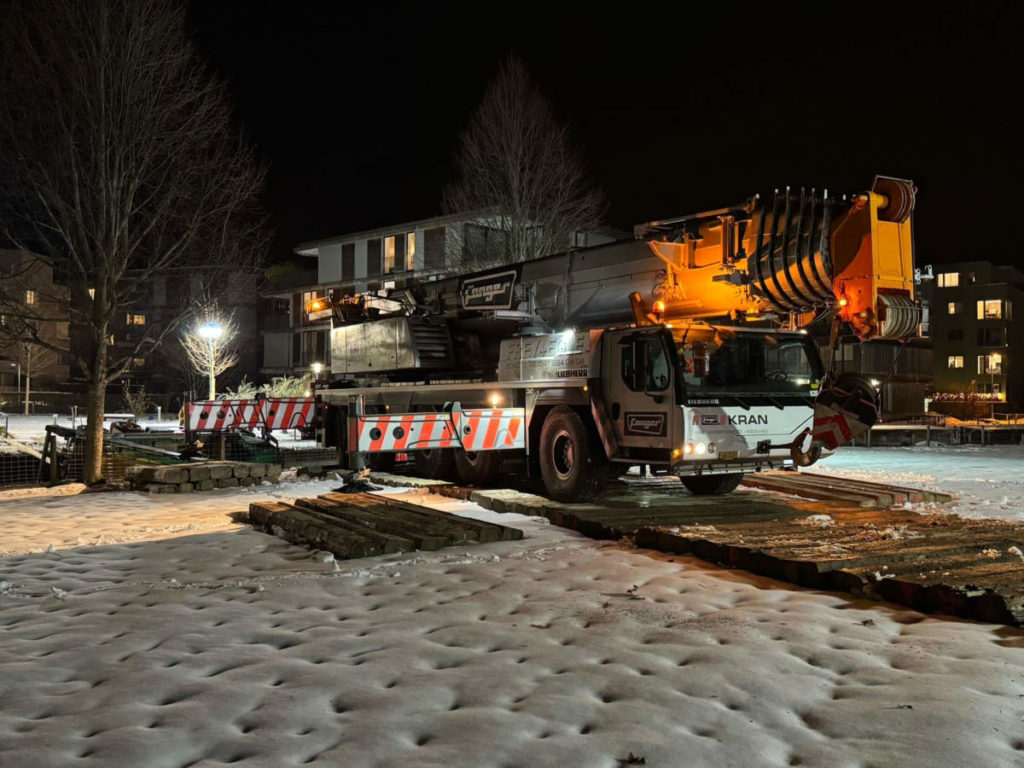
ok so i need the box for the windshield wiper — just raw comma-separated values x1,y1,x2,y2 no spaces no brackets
727,394,751,410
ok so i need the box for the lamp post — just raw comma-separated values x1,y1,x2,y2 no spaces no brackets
196,321,223,400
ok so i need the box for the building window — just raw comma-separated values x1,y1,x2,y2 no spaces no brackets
383,235,396,273
977,327,1005,346
126,313,146,326
366,238,382,277
937,272,959,287
978,354,1003,374
947,355,964,369
947,329,963,341
342,243,355,280
406,232,416,271
25,290,36,304
88,288,95,300
977,299,1003,320
133,357,145,367
947,302,961,315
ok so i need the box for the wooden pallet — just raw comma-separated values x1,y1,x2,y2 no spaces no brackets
247,492,522,560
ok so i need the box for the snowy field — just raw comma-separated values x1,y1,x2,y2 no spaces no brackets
816,445,1024,521
1,482,1023,767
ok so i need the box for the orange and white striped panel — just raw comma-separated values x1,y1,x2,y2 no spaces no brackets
450,407,525,452
187,399,263,431
352,412,460,453
263,398,315,430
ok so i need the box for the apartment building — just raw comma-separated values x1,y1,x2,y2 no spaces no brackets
924,261,1024,413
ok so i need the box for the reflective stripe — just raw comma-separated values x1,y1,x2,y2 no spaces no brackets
186,398,314,432
451,407,526,452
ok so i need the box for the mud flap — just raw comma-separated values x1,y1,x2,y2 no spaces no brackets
812,374,879,450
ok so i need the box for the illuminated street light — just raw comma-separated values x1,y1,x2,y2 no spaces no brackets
196,321,224,399
312,362,323,377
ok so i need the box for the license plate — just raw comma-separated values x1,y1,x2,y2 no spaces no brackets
718,451,739,459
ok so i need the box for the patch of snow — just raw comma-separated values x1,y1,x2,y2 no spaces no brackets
0,487,1022,766
814,445,1024,521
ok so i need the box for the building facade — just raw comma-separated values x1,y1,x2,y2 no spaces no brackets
0,249,71,397
924,261,1024,414
260,212,618,377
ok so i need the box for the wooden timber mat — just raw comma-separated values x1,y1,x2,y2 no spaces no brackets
246,492,522,560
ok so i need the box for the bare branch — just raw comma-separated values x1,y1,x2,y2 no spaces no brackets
443,56,605,271
0,0,270,482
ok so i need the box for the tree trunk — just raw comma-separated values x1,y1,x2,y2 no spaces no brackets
22,346,30,416
83,326,109,484
83,379,106,483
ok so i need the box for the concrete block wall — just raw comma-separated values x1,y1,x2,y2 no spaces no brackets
123,462,282,494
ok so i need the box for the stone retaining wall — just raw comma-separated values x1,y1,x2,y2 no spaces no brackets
124,462,282,494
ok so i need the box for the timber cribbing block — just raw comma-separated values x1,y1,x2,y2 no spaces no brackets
246,492,522,562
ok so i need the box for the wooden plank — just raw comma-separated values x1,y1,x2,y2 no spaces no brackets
320,492,522,542
294,497,451,550
248,501,387,558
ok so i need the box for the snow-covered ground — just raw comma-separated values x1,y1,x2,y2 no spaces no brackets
1,482,1023,767
816,445,1024,521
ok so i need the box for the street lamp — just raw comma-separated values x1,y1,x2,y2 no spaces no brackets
8,362,18,396
196,321,223,400
312,361,323,378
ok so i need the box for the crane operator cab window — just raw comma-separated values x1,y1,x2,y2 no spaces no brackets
621,336,672,393
674,327,822,396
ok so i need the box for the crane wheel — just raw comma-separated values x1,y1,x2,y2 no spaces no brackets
680,473,743,495
414,449,457,481
539,406,609,503
454,449,500,486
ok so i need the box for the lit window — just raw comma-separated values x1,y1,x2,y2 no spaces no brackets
977,299,1002,320
88,288,95,300
406,232,416,271
383,236,396,273
937,272,959,287
126,313,146,326
978,353,1003,375
133,357,145,367
947,355,963,369
947,302,960,315
25,290,36,304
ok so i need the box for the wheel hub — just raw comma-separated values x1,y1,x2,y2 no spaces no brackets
552,430,575,479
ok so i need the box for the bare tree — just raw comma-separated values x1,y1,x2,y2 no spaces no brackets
443,55,604,270
180,312,239,401
0,0,268,482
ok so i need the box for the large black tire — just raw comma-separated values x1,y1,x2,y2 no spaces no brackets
454,450,501,486
414,449,457,481
680,473,743,495
539,406,609,503
366,453,396,472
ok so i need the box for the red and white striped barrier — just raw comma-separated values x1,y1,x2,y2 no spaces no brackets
450,407,525,452
186,398,315,433
352,406,526,453
351,412,460,453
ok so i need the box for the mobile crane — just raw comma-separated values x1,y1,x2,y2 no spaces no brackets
309,177,920,502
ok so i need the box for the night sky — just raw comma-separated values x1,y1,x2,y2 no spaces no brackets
189,1,1023,268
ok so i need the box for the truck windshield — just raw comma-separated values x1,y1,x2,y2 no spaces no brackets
673,327,823,395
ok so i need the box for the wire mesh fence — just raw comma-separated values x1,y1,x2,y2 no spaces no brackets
1,425,342,490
